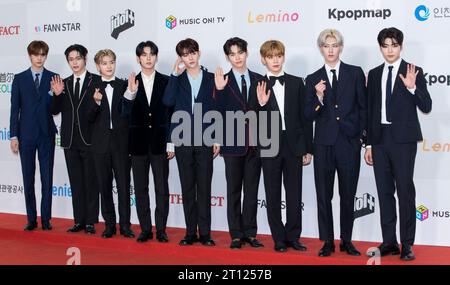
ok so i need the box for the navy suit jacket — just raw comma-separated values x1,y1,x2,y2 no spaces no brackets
10,67,58,141
367,60,432,145
305,62,367,146
214,69,262,156
162,68,217,146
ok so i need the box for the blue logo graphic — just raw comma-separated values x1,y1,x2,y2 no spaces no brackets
415,5,430,21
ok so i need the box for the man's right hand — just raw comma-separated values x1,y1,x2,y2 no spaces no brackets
315,79,326,103
93,88,102,104
51,75,64,96
10,139,19,154
173,58,186,76
214,68,228,90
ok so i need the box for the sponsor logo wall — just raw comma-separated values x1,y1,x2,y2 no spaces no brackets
0,0,449,246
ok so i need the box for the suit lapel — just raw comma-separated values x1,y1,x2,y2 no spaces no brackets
79,72,92,103
374,63,384,111
149,71,163,111
319,66,334,102
227,69,246,108
179,71,192,107
393,60,407,97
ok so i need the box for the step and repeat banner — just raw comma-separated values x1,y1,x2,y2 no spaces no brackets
1,0,449,246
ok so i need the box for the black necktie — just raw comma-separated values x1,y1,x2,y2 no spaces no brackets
331,69,338,105
103,80,116,89
269,75,285,86
386,65,393,122
74,77,80,99
34,73,40,91
241,74,247,103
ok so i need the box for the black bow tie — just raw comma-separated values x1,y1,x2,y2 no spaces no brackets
102,80,116,89
269,75,285,86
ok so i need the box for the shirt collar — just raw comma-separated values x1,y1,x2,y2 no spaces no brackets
74,70,87,82
102,76,116,82
325,60,341,74
384,58,402,71
266,70,285,79
141,70,155,83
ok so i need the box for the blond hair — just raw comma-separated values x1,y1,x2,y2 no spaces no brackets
259,40,285,57
94,49,116,64
317,29,344,48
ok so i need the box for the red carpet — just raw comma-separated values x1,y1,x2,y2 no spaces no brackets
0,213,449,265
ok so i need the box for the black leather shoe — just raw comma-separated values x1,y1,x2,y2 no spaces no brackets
137,231,153,242
241,237,264,248
42,221,53,231
200,235,216,246
156,232,169,243
120,227,135,238
179,235,198,246
85,224,96,234
24,221,38,231
287,240,307,251
340,241,361,256
274,241,287,252
101,226,117,238
230,239,243,249
400,244,415,261
367,243,400,257
67,223,85,233
318,241,335,257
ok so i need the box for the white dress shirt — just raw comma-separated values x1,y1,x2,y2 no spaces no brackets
266,71,286,130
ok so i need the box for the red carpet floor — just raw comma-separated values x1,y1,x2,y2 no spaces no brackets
0,213,449,265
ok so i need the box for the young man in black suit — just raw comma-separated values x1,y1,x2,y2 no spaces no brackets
50,44,100,234
305,29,367,257
88,49,138,238
122,41,173,243
365,27,432,261
214,37,264,249
163,38,220,246
249,40,313,252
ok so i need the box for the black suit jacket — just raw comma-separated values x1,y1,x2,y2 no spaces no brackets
249,73,313,157
214,69,262,156
51,71,100,148
122,71,172,155
367,60,432,145
88,77,129,154
305,62,367,146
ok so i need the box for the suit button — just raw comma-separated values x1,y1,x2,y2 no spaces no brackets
149,125,152,128
149,113,152,116
335,105,338,109
336,117,340,121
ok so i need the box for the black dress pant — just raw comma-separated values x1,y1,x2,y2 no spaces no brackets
314,132,361,242
64,128,99,225
261,132,303,243
373,125,417,246
131,151,169,233
175,146,213,237
223,147,261,239
93,131,131,228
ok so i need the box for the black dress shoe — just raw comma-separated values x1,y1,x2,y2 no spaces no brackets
101,226,117,238
120,227,135,238
367,243,400,257
241,237,264,248
230,239,243,249
24,221,38,231
137,231,153,242
156,232,169,243
287,240,307,251
318,241,335,257
340,241,361,256
274,241,287,252
85,224,96,234
67,223,85,233
42,221,53,231
400,244,415,261
179,235,198,246
200,235,216,246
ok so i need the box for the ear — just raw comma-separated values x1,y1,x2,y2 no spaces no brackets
136,56,140,64
261,56,267,66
